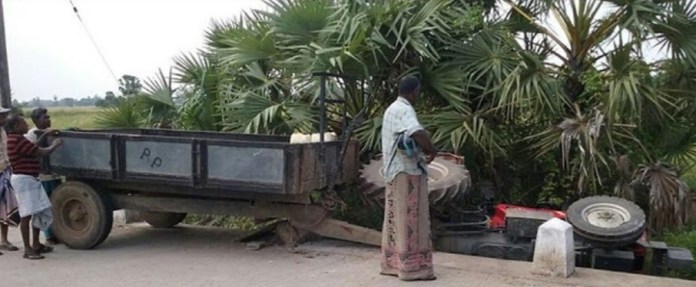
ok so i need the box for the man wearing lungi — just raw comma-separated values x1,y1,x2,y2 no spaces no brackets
0,106,20,255
6,115,63,259
379,75,438,281
25,107,62,245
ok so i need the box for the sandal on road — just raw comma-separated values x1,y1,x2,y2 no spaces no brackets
0,242,19,251
23,251,44,260
46,237,61,246
35,244,53,254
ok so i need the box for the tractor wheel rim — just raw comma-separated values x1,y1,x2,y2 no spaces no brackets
581,203,631,229
63,198,90,234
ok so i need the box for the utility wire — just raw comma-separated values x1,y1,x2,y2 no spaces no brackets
68,0,119,83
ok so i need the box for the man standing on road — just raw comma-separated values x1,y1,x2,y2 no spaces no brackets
6,115,63,259
24,108,61,245
0,107,20,255
379,75,437,281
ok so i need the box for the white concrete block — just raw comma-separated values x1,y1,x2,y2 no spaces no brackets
113,210,127,226
532,217,575,278
112,209,143,226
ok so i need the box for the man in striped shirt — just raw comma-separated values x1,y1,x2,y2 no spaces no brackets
6,115,63,260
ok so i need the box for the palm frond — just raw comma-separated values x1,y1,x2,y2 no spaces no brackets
424,108,506,158
216,15,276,68
633,162,695,233
263,0,333,45
612,155,635,200
355,115,382,155
95,98,145,129
178,87,221,131
652,0,696,65
528,106,609,194
601,45,673,121
173,52,211,85
496,50,565,118
139,68,178,127
223,90,316,135
142,68,176,107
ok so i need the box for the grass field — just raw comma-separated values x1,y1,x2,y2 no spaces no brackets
20,106,101,130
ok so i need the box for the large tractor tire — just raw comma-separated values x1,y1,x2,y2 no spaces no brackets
566,196,646,248
358,153,471,210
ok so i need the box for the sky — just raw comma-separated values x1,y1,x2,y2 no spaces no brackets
4,0,267,102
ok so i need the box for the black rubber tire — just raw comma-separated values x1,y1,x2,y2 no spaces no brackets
566,196,646,248
358,153,470,209
142,211,187,228
52,181,113,250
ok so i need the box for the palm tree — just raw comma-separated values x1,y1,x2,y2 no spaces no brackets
108,0,695,231
172,51,224,131
197,0,496,154
448,0,696,232
96,69,177,129
138,68,177,128
95,97,145,128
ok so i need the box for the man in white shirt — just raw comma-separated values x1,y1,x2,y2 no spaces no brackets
379,76,437,281
24,108,61,245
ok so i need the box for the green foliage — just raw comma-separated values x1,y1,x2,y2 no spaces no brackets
10,106,23,117
331,184,383,230
183,214,258,231
95,91,119,108
96,70,179,129
483,0,696,232
662,226,696,280
95,98,145,129
173,52,223,131
94,0,696,233
634,162,695,232
138,68,178,128
118,75,143,96
204,0,492,142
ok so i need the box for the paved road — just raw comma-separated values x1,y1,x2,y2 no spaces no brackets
0,223,694,287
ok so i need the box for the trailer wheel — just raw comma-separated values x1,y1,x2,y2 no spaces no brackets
566,196,646,248
142,211,187,228
52,181,113,250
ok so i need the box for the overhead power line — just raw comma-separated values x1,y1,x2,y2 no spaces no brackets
68,0,119,83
